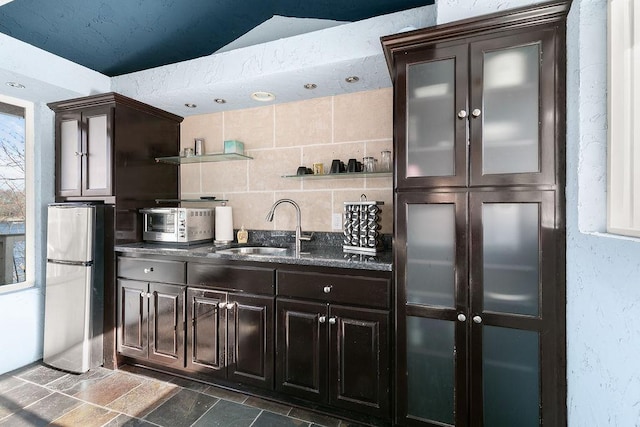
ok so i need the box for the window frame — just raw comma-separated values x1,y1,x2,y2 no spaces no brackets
607,0,640,237
0,94,34,292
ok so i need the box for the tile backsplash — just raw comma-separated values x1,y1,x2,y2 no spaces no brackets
180,88,393,234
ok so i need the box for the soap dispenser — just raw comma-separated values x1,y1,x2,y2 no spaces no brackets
237,225,248,244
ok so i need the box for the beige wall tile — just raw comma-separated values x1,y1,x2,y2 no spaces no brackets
181,113,223,153
275,97,332,147
179,163,201,194
333,88,393,142
224,105,274,150
225,192,275,231
248,148,302,192
177,89,395,235
273,190,333,232
200,160,249,194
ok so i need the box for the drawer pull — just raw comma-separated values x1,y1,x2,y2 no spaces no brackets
143,267,154,274
318,315,326,324
329,317,337,325
323,286,332,294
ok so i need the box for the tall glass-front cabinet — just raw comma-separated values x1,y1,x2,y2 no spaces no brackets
381,1,570,426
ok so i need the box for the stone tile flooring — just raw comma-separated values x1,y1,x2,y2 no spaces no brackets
0,362,360,427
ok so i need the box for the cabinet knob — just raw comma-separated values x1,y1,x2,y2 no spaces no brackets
318,315,326,324
140,291,145,298
472,108,482,118
218,302,226,309
457,110,468,119
457,313,466,322
323,286,332,294
226,303,235,310
74,151,86,156
328,317,337,325
473,315,483,324
143,267,154,274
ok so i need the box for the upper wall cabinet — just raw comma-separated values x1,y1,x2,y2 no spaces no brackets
382,3,566,189
48,93,183,203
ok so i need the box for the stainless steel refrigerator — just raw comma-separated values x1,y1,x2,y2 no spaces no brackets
43,203,105,373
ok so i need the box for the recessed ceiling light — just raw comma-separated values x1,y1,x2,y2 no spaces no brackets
6,82,25,89
251,91,276,102
345,76,360,83
184,103,197,108
304,83,317,90
214,98,226,104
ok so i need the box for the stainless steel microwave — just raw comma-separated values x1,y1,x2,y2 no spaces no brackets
140,208,214,243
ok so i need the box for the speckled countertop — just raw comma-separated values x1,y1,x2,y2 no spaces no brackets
115,231,393,272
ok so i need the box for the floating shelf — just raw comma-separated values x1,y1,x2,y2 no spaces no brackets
281,171,392,179
155,152,253,165
155,198,229,204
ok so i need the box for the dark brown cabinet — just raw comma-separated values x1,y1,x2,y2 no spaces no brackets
186,288,274,389
117,279,185,368
382,2,569,426
276,269,391,420
187,262,275,390
117,257,186,368
49,92,182,205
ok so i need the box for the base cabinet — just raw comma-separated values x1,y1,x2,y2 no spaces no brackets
186,288,274,389
276,298,389,418
117,279,185,368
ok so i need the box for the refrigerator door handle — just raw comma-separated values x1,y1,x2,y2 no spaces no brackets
47,259,93,267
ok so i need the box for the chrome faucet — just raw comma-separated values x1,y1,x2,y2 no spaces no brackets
265,198,313,255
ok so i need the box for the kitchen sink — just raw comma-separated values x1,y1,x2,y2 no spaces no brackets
216,246,290,256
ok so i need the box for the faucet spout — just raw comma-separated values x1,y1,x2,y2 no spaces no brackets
265,198,306,255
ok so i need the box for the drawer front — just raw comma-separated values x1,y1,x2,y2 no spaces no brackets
118,257,186,284
277,270,390,309
188,262,275,295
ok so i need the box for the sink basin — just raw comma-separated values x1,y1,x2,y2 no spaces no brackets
216,246,289,256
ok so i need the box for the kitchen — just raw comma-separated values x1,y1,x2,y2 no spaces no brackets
0,0,638,426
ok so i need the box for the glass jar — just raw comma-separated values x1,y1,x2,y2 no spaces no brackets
363,156,376,173
381,150,392,172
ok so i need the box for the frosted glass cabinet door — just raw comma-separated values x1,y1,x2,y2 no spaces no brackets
396,192,468,426
469,30,557,186
57,115,82,196
396,46,468,189
82,107,113,196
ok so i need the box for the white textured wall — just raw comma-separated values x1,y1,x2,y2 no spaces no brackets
0,35,108,375
566,1,640,425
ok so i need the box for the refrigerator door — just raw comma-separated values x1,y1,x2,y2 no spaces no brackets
43,261,101,373
47,204,94,263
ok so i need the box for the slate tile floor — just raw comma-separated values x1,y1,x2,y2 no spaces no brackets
0,362,357,427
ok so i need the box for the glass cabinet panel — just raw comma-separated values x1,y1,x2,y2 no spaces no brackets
482,203,540,316
482,44,540,175
406,204,456,308
482,326,540,427
407,316,455,425
407,59,456,178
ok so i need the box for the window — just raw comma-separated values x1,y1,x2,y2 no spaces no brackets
608,0,640,237
0,95,33,290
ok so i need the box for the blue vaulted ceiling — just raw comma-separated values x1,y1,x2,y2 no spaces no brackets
0,0,434,77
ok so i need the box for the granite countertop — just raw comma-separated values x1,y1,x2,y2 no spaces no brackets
115,231,393,272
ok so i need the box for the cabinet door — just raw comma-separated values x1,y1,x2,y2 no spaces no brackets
395,192,469,426
148,282,185,367
117,279,148,359
469,29,557,186
186,288,227,380
468,190,559,427
56,112,82,197
276,298,328,403
328,305,390,418
394,45,468,189
227,293,274,389
82,106,113,196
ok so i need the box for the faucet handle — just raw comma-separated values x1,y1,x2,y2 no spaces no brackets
299,232,314,241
